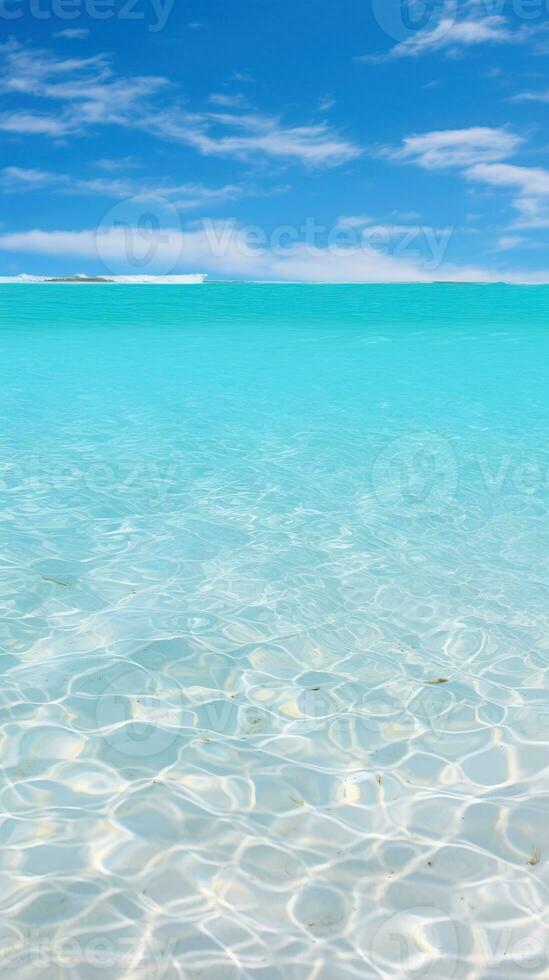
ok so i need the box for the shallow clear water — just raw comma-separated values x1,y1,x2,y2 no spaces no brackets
1,283,549,978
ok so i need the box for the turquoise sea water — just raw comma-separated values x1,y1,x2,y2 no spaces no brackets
1,283,549,978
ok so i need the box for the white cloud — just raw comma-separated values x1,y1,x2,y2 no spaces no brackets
168,183,255,210
0,222,489,282
511,198,549,229
208,93,249,108
467,162,549,197
390,127,521,170
466,162,549,228
337,215,377,228
0,112,70,136
5,199,549,280
391,127,549,234
0,166,56,188
53,28,90,39
6,223,549,281
496,235,526,251
0,41,168,136
231,71,254,83
0,165,260,210
359,2,530,61
148,110,360,166
336,216,444,238
513,89,549,104
95,156,140,173
387,14,516,58
0,40,360,168
317,96,336,112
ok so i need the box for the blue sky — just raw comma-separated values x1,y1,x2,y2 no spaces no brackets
0,0,548,280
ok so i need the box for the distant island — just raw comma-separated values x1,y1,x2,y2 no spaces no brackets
46,276,112,283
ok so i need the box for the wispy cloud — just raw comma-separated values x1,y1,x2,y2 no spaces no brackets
0,165,266,211
389,125,549,233
317,96,336,112
7,214,549,282
388,15,516,59
0,221,490,282
53,28,90,39
0,40,168,137
467,162,549,198
208,92,249,108
465,162,549,228
148,109,361,166
513,88,549,104
0,166,54,188
496,234,527,251
231,71,254,83
388,127,521,169
0,112,70,136
360,2,531,62
336,216,447,236
0,40,360,168
95,156,141,173
336,215,377,228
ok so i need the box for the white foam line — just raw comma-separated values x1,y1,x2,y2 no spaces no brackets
0,274,208,284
